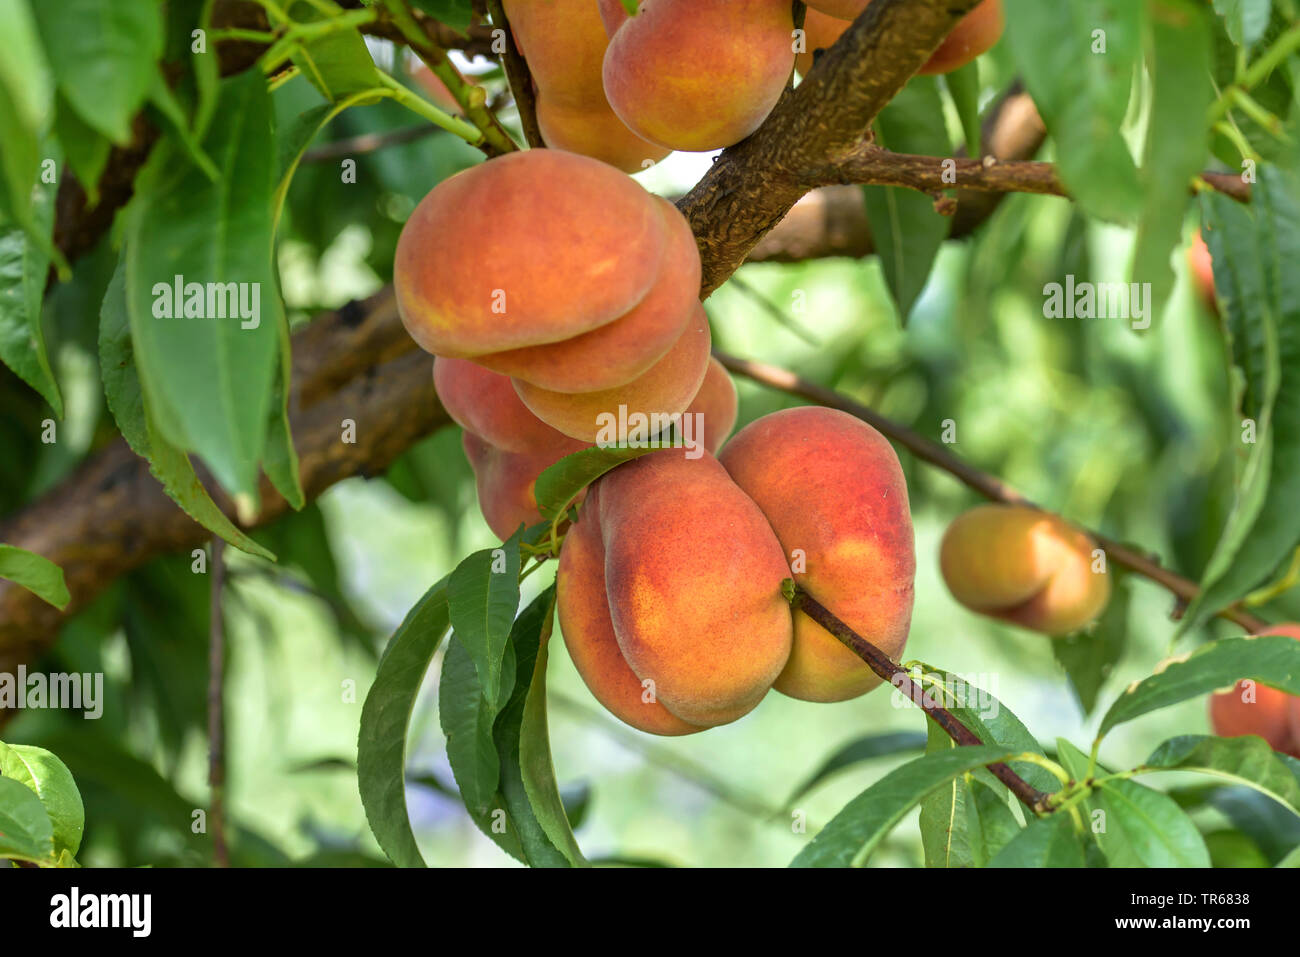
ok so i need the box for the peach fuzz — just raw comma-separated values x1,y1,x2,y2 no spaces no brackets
939,503,1110,635
556,483,705,735
594,450,793,726
601,0,794,152
474,197,700,392
512,304,712,444
720,407,915,702
394,150,666,358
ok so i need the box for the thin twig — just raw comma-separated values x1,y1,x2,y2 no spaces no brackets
208,537,229,868
786,583,1052,813
715,351,1270,635
486,0,544,147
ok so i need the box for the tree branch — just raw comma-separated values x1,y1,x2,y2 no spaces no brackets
486,0,545,148
786,583,1052,813
716,351,1270,635
0,290,447,680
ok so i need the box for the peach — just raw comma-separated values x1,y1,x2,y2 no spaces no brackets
939,503,1111,635
474,197,700,392
593,449,793,726
720,407,916,701
433,358,570,455
504,0,670,172
803,0,1003,75
601,0,795,152
1209,624,1300,759
512,304,712,444
556,483,705,735
395,149,666,358
795,8,850,78
1188,230,1218,316
462,431,587,540
687,357,738,454
535,95,671,173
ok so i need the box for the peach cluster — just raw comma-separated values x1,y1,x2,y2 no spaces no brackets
503,0,668,172
396,149,711,446
557,407,917,735
437,355,737,540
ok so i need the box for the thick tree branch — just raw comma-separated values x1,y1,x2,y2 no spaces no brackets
0,291,446,679
716,351,1270,635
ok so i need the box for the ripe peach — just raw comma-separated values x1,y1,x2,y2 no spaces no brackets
601,0,795,151
474,196,700,393
720,407,916,701
504,0,670,172
395,150,666,358
593,449,793,726
512,304,712,444
433,358,571,455
1209,624,1300,759
556,482,705,735
939,503,1111,635
688,357,738,454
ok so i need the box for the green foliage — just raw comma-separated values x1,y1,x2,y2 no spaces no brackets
0,543,69,610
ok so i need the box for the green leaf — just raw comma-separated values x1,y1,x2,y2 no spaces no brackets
790,746,1016,867
1052,572,1129,715
784,731,927,806
1278,844,1300,867
861,76,951,323
146,71,219,182
0,544,69,610
1182,160,1300,631
0,742,84,856
357,575,451,868
519,605,588,865
1093,778,1211,867
919,720,978,868
943,61,983,155
907,663,1061,794
0,140,62,415
53,94,111,205
533,444,661,523
287,2,380,103
0,775,54,864
123,69,283,501
1002,0,1143,222
99,259,275,560
493,587,580,866
988,813,1086,867
1211,0,1273,49
447,528,523,711
409,0,475,33
1098,634,1300,738
1141,734,1300,814
440,629,507,816
32,0,162,144
441,588,575,866
1132,0,1213,316
0,0,53,227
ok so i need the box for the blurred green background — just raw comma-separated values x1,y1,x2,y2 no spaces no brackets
5,46,1295,869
